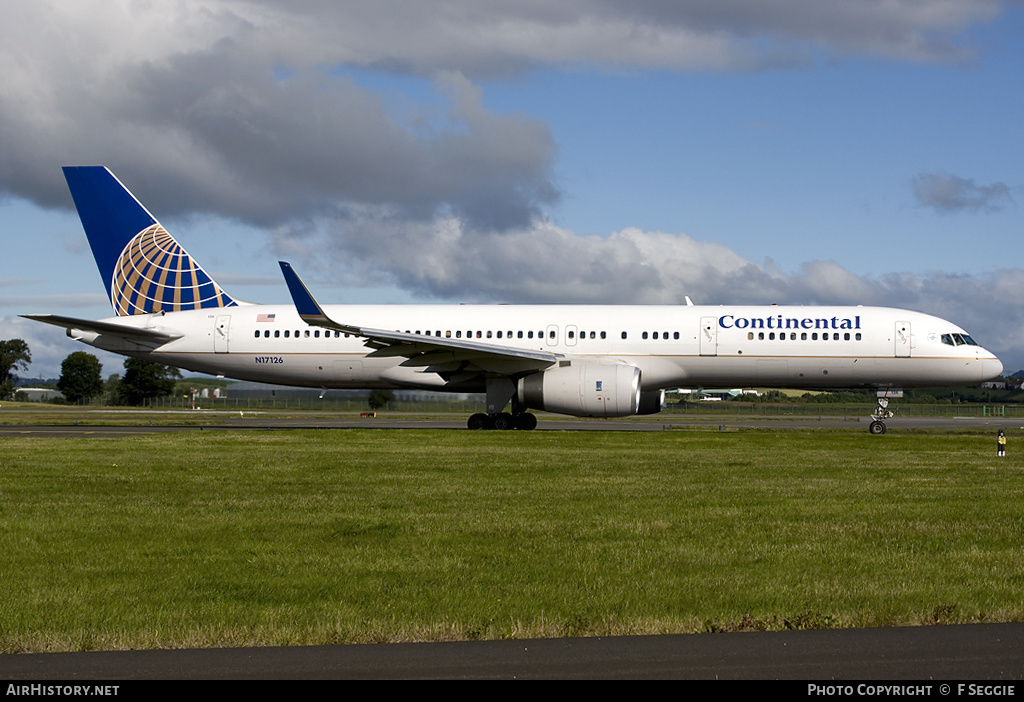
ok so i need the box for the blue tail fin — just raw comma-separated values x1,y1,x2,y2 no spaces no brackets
62,166,238,316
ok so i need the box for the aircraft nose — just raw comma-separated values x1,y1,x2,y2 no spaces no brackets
982,356,1003,381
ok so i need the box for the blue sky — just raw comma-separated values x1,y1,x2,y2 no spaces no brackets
1,1,1022,378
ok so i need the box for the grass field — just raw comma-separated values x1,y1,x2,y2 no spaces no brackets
1,426,1022,652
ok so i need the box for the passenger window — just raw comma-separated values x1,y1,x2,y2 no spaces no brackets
528,331,534,339
274,330,280,338
747,332,754,341
254,331,259,338
621,332,628,339
518,331,524,339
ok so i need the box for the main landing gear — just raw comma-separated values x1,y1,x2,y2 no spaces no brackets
467,412,538,430
468,377,538,429
869,397,894,435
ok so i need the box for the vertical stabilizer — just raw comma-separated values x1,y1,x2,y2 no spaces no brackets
62,166,238,316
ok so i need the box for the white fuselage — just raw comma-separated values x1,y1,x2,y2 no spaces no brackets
75,303,1003,392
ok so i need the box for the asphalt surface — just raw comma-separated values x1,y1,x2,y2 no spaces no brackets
0,412,1018,435
2,623,1022,679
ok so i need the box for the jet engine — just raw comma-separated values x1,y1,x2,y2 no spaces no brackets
517,361,642,417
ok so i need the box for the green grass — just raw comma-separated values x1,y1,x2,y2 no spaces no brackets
1,428,1022,651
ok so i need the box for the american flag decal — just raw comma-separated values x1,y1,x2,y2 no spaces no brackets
257,314,276,322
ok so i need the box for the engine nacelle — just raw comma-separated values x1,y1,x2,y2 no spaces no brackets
517,361,641,417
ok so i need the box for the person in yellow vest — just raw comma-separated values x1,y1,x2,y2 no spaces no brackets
997,429,1006,457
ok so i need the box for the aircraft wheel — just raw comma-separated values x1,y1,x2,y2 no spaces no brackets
869,420,886,435
468,413,490,430
514,412,538,431
493,413,515,430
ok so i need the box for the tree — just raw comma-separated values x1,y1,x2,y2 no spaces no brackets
116,358,182,406
0,339,31,400
368,389,394,411
57,352,104,404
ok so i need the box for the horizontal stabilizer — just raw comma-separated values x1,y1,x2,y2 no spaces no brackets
21,314,183,342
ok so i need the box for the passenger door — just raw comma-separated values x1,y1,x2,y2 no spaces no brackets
214,315,231,353
699,317,718,356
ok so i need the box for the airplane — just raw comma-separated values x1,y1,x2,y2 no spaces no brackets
23,166,1003,433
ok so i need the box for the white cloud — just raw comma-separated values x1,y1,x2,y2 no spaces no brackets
912,172,1015,213
3,1,1021,375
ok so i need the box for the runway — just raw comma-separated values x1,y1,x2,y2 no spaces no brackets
2,623,1022,679
0,411,1017,435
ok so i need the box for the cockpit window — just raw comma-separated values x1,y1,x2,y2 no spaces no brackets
941,333,980,347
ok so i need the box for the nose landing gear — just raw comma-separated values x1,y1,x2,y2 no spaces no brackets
869,397,894,434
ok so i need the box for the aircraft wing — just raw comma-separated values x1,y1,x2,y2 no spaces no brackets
278,262,559,375
20,313,183,342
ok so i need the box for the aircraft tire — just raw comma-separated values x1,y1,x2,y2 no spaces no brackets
869,420,886,435
468,413,490,430
514,412,538,431
493,413,515,430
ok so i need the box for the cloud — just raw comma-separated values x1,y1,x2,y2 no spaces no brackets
912,172,1015,213
0,1,1012,222
3,2,1022,375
